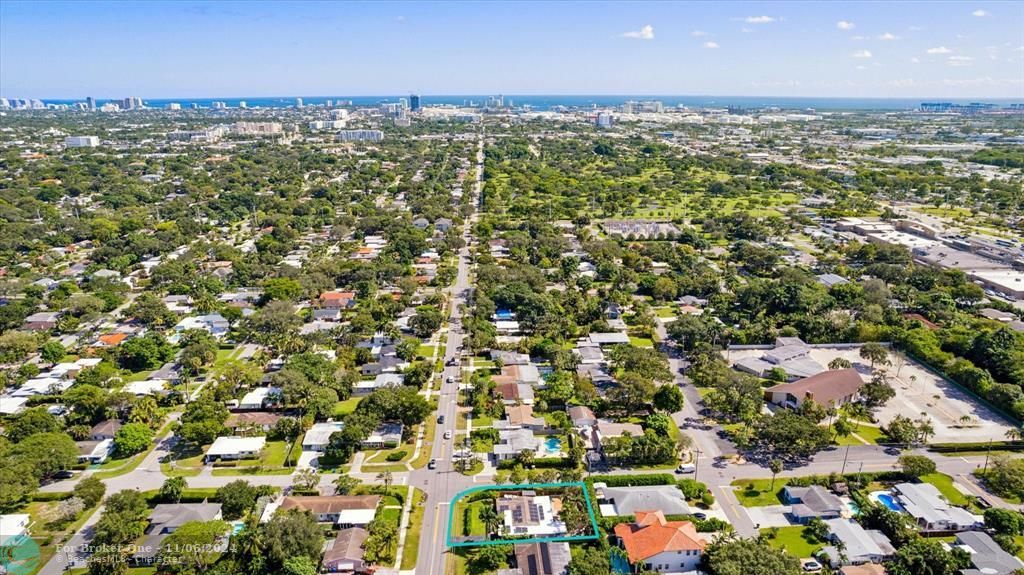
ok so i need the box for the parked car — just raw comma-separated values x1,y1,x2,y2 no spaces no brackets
437,415,445,423
428,459,437,469
675,464,696,474
802,560,822,573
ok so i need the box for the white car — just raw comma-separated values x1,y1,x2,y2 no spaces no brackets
675,464,696,474
446,375,455,383
444,430,452,439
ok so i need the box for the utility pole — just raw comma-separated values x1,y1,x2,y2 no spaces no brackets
693,449,702,483
982,439,994,474
839,445,851,476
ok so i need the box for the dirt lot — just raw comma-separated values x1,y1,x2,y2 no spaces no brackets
728,345,1016,443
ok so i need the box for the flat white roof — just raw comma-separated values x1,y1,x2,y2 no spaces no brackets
303,422,344,447
207,436,266,457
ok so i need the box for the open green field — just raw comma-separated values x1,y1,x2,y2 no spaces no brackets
920,473,970,507
732,478,787,507
761,526,823,559
333,396,362,417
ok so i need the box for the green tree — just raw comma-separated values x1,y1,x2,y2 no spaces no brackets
886,537,961,575
898,454,937,478
40,340,66,363
73,476,106,508
158,520,230,574
705,538,801,575
859,342,890,369
281,556,318,575
653,384,685,412
159,477,187,503
216,480,258,520
6,407,63,442
113,422,153,457
260,509,324,570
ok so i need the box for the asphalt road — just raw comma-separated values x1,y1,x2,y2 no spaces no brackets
413,132,486,575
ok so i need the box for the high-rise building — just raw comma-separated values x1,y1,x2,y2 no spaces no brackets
596,112,614,128
309,120,347,130
191,103,200,109
167,102,181,110
65,136,100,148
239,101,247,109
295,97,304,108
410,94,421,112
336,130,384,142
212,101,227,110
86,96,96,111
0,98,10,109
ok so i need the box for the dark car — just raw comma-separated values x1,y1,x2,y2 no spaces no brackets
437,415,445,424
428,459,437,469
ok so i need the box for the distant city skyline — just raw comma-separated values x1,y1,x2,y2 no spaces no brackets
1,0,1022,99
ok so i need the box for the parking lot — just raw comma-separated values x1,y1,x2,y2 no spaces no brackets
726,345,1016,443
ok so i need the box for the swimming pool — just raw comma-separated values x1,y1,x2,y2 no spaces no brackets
540,436,563,456
875,493,903,512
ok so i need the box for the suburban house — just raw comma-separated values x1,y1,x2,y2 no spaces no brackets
320,291,357,309
495,404,548,432
321,527,369,574
595,420,644,448
174,313,230,337
361,422,404,448
353,373,404,395
765,369,866,410
490,350,531,365
820,518,894,567
225,412,282,434
90,419,123,440
955,531,1024,575
783,485,845,524
496,493,567,537
123,378,169,396
733,337,825,381
588,332,631,346
134,503,224,564
204,436,266,462
94,332,128,348
268,495,380,527
493,428,543,461
22,311,60,331
303,421,345,451
503,542,572,575
613,511,707,574
593,483,690,517
495,382,535,405
0,514,31,546
240,386,282,410
76,439,115,464
568,406,598,428
892,483,981,532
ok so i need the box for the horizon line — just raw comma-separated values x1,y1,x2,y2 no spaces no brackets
11,93,1024,102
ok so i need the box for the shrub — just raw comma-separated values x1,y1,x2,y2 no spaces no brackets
385,450,408,462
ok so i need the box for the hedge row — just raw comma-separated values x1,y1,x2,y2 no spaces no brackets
495,457,571,470
586,473,675,487
929,441,1024,453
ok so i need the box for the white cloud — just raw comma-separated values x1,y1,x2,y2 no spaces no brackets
856,65,867,70
851,35,869,40
691,30,708,37
837,20,856,30
942,76,1022,87
927,46,952,54
878,32,899,41
910,57,921,63
745,15,776,24
852,49,873,58
703,41,719,49
972,9,989,16
948,55,975,66
622,25,654,40
740,27,752,33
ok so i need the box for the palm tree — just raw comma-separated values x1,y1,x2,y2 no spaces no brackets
478,502,501,537
376,470,393,492
769,459,784,491
916,419,935,445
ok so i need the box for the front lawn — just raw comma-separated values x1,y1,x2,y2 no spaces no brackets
919,473,970,507
760,526,824,559
333,396,362,417
732,478,787,507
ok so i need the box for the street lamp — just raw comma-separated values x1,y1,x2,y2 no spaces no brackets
693,449,703,482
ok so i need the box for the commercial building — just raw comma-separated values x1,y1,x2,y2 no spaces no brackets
337,129,384,142
65,135,100,148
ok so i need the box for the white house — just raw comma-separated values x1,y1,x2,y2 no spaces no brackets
205,436,266,462
0,514,31,546
240,386,281,410
302,422,345,452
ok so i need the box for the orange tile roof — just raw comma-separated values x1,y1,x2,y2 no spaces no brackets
321,291,356,301
97,333,128,346
613,511,706,563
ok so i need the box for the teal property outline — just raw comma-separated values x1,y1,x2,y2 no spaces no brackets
445,481,600,548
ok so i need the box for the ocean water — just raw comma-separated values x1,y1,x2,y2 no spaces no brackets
41,94,1024,111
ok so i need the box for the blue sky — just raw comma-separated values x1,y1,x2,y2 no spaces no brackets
1,1,1022,99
